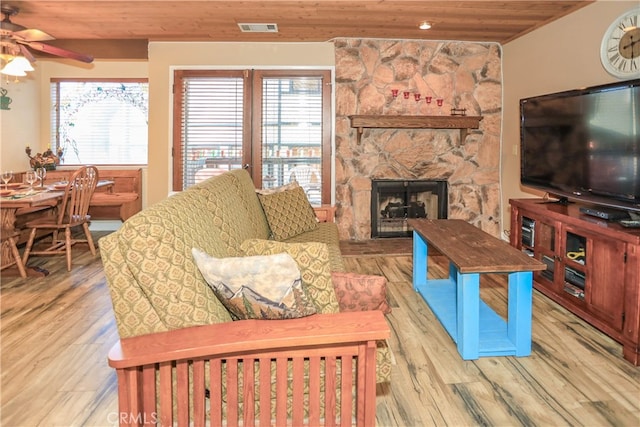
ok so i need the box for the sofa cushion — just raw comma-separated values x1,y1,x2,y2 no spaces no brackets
257,184,318,240
282,223,346,272
192,248,316,320
105,169,277,336
111,185,235,333
331,272,392,314
197,171,271,251
240,239,340,314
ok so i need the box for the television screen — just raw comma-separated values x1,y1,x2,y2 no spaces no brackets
520,79,640,212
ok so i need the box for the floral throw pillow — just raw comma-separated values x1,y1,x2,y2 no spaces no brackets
331,272,392,314
240,239,339,314
192,248,317,320
257,184,318,240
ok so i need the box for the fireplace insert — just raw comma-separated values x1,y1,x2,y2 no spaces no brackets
371,179,447,238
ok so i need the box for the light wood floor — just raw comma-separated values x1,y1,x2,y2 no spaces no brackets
1,234,639,426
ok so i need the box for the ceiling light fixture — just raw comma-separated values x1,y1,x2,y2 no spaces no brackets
0,55,34,76
419,21,432,30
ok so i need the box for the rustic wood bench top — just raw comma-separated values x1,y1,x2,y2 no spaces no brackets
408,219,545,274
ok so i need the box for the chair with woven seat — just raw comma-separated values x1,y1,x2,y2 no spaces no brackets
22,166,99,271
1,229,27,278
289,164,321,203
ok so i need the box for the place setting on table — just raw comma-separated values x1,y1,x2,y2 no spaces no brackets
1,168,75,200
1,166,113,210
0,170,24,197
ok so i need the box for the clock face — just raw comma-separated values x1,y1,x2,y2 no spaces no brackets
600,8,640,79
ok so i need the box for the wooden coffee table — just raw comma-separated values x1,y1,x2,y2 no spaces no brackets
408,219,546,360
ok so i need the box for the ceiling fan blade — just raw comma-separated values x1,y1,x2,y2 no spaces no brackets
19,44,36,63
12,28,55,42
23,41,93,63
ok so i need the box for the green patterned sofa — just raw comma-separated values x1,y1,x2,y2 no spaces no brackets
100,169,391,426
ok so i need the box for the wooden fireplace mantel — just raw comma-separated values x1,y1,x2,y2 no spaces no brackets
348,115,483,144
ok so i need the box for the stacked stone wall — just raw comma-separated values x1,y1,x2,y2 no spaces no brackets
334,38,502,240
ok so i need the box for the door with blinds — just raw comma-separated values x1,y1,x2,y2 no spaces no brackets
173,69,331,205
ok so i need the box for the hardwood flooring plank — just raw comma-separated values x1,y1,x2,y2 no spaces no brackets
346,247,639,427
1,236,638,426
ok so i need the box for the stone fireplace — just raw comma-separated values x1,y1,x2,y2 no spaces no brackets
333,38,502,240
371,179,447,238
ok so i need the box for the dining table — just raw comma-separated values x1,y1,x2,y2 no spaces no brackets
1,180,114,277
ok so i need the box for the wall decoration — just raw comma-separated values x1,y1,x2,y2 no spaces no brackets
0,87,12,110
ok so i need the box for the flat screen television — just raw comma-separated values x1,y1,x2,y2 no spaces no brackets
520,79,640,213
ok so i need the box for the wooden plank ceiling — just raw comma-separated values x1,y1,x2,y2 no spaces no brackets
4,1,593,59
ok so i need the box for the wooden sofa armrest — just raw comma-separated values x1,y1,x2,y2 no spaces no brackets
108,311,389,427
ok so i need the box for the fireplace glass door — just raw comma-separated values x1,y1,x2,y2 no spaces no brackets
371,180,448,238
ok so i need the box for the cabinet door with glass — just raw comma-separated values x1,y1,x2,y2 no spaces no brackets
173,69,331,206
563,227,626,330
530,216,560,291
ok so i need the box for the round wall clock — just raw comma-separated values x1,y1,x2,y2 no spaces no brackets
600,8,640,79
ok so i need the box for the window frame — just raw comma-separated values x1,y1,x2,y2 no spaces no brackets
251,69,332,205
172,69,332,205
51,78,149,166
171,70,252,191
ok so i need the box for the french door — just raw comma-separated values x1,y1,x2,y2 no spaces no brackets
173,69,331,205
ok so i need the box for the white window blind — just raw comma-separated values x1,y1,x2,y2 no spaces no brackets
178,76,244,189
51,80,148,165
261,77,323,204
261,77,322,152
174,69,330,201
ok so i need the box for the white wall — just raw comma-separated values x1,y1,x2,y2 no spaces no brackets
501,0,638,234
0,70,40,173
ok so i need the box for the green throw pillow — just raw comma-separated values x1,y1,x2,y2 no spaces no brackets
257,184,318,240
240,239,340,314
192,248,317,320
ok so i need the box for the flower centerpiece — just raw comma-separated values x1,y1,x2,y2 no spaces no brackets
25,146,64,170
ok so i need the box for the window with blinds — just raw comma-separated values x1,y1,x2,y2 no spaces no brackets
50,79,148,165
173,69,331,204
173,71,249,190
260,77,324,204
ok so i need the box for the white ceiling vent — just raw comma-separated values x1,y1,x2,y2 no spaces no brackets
238,23,279,33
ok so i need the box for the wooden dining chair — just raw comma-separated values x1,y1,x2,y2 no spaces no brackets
22,166,99,271
1,229,27,278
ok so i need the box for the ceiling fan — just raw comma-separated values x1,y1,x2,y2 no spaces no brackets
0,4,93,69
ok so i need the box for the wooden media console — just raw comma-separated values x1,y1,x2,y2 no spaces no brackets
510,198,640,365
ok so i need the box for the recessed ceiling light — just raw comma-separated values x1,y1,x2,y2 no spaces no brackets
419,21,431,30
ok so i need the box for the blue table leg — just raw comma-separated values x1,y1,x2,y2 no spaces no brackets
508,271,533,356
457,270,480,360
412,230,427,291
449,261,456,282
